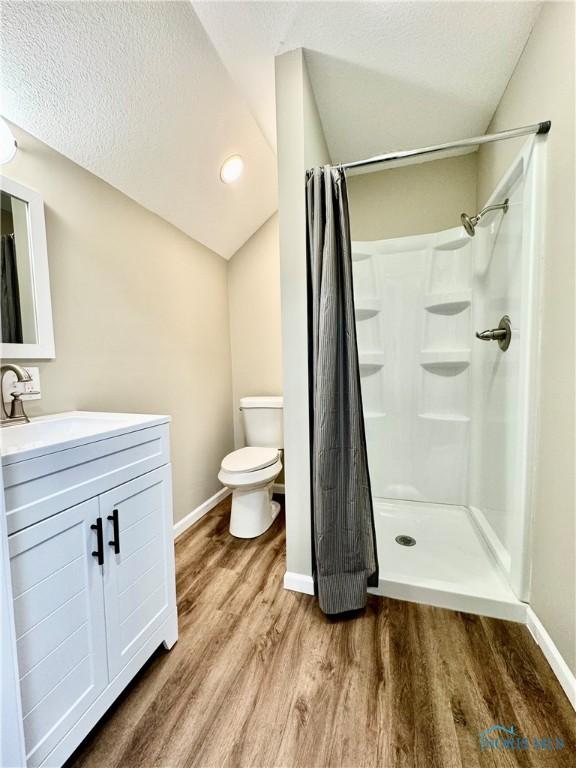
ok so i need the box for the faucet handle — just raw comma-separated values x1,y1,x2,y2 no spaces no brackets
10,388,39,397
475,315,512,351
475,328,507,341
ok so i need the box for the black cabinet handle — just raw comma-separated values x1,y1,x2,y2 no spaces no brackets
91,518,104,565
107,509,120,554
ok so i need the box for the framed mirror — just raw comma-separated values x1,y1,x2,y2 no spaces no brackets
0,177,55,359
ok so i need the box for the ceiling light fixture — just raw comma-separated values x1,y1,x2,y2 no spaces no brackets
0,118,17,165
220,155,244,184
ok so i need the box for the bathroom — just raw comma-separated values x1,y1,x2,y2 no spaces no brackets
0,2,574,767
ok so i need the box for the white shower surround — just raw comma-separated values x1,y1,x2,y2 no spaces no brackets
352,136,544,618
354,227,473,507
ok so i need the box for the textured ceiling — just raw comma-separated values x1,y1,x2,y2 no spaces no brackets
0,2,541,259
194,1,541,161
0,1,277,259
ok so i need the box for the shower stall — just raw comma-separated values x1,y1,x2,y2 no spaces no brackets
352,138,544,620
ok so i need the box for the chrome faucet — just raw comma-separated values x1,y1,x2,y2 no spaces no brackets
1,364,32,427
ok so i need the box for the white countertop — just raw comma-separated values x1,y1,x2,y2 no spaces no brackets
0,411,170,464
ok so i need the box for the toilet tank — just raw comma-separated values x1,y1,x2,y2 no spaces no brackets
240,396,283,448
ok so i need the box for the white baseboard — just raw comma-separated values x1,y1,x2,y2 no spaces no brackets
526,607,576,711
273,483,285,494
173,488,231,539
283,571,314,595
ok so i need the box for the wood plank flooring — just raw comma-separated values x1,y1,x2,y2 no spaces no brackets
68,497,575,768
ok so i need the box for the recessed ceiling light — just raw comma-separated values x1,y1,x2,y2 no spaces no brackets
220,155,244,184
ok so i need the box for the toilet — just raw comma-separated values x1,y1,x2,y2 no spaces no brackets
218,396,283,538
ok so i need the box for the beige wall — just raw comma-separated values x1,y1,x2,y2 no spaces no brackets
347,153,477,241
478,2,575,673
2,123,234,525
276,48,331,578
227,213,282,446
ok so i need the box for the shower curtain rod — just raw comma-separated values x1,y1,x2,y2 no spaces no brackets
331,121,551,172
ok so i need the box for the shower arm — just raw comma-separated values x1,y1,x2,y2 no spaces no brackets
474,199,510,224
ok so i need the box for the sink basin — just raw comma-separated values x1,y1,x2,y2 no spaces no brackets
0,411,169,462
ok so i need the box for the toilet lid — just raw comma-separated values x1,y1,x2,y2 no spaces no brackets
221,446,279,473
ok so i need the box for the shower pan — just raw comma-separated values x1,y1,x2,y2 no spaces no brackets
353,138,544,620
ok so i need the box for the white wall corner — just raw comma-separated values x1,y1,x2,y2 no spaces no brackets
173,487,230,539
275,48,330,580
526,607,576,711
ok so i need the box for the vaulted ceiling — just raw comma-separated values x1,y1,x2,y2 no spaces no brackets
0,1,277,259
0,1,541,259
194,1,541,162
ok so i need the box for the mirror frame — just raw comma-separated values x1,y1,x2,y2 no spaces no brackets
0,176,55,359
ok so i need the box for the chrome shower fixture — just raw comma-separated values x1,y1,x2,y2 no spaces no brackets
460,198,509,237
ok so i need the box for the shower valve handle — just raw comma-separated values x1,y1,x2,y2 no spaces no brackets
475,315,512,351
476,328,507,341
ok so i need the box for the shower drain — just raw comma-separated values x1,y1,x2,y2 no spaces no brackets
395,535,416,547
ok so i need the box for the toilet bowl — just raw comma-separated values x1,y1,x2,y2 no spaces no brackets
218,447,282,538
218,396,283,538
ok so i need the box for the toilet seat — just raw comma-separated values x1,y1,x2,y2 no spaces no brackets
218,457,282,490
221,446,279,474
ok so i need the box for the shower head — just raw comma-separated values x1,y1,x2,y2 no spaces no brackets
460,198,509,237
460,212,478,237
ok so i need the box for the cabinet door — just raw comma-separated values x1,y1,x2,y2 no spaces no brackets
9,497,108,767
100,466,174,680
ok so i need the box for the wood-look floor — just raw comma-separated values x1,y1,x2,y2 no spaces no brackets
68,497,575,768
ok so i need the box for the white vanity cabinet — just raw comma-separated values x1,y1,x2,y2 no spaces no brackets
2,413,178,768
9,497,108,767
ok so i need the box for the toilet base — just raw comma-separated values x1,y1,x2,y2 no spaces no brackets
229,485,280,538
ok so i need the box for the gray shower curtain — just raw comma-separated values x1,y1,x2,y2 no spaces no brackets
306,166,378,615
1,234,23,344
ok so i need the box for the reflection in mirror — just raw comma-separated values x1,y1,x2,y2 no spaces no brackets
1,190,37,344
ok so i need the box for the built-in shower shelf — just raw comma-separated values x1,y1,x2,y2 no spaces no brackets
355,298,381,320
420,349,470,374
352,251,372,262
418,413,470,423
359,351,385,371
424,290,471,315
